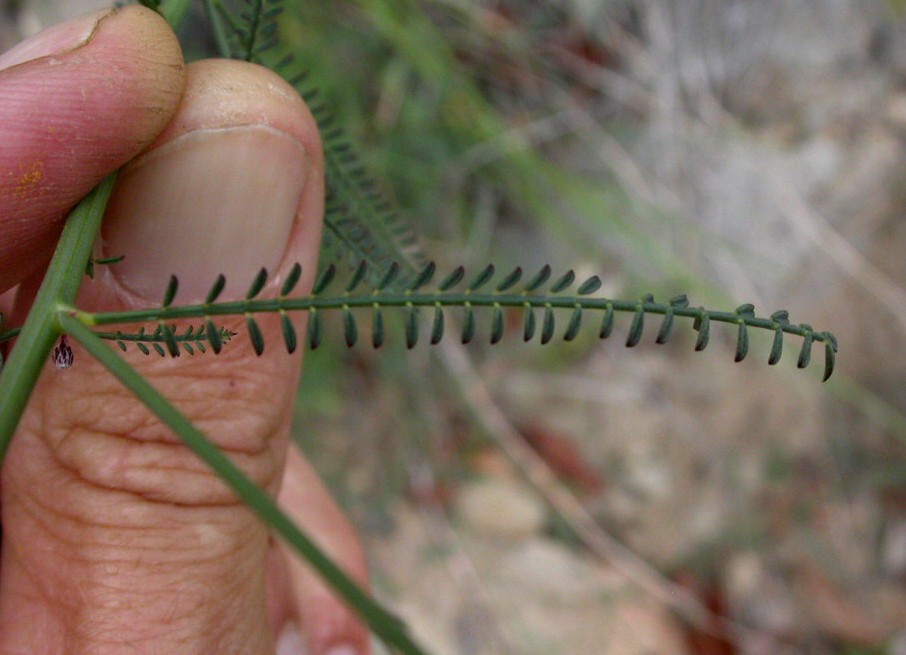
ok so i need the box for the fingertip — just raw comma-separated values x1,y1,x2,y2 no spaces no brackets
270,539,371,655
276,621,310,655
278,447,371,655
0,5,185,292
0,5,186,143
148,58,321,166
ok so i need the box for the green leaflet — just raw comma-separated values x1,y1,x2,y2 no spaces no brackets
496,267,523,292
563,306,583,342
246,268,269,299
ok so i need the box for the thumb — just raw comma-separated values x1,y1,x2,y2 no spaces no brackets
0,59,324,653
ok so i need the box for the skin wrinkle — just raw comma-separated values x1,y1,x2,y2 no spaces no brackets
4,78,159,158
5,520,91,636
12,476,200,558
2,29,184,156
83,550,259,605
32,426,283,508
9,490,266,648
17,497,259,572
30,332,292,462
66,573,264,654
34,349,293,440
80,615,201,652
61,529,258,564
11,425,271,540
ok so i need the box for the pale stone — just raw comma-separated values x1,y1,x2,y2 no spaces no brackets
455,478,546,540
887,93,906,129
882,518,906,576
498,537,602,602
890,630,906,655
724,552,799,634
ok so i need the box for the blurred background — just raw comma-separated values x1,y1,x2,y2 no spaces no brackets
5,1,906,653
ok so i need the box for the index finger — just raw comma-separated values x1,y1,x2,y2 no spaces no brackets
0,6,185,293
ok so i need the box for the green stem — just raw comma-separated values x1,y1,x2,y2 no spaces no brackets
0,174,116,465
60,313,431,655
81,292,834,344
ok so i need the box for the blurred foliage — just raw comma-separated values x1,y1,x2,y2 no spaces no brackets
225,2,904,652
279,1,700,287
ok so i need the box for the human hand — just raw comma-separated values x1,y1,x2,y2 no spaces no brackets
0,6,369,654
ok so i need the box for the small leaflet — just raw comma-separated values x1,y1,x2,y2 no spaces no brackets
563,306,583,342
656,309,675,345
430,305,444,345
281,313,297,354
490,304,505,344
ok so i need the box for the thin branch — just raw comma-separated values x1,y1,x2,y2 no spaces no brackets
771,177,906,338
73,275,836,380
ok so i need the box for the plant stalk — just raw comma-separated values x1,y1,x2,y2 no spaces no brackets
0,174,116,465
